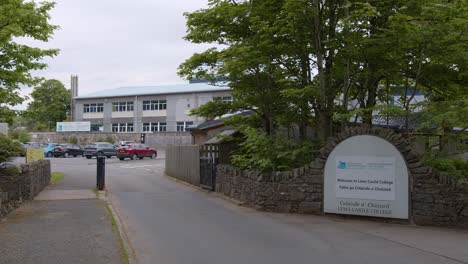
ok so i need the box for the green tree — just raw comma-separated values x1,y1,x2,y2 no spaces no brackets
0,0,58,124
25,79,70,131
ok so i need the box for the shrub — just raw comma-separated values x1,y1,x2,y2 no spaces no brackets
0,166,21,176
428,158,468,181
231,127,320,172
0,133,24,164
9,129,30,143
68,136,78,144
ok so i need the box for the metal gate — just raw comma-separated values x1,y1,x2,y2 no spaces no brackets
200,157,217,190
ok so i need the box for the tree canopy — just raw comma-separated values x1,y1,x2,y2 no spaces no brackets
25,79,70,130
0,0,58,123
180,0,467,171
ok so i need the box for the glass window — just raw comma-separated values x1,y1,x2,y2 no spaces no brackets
90,104,97,112
150,123,157,132
119,123,126,132
159,100,167,110
127,123,134,132
112,124,119,132
143,123,150,132
97,103,104,112
159,122,167,132
84,104,90,113
176,122,184,132
177,121,193,132
143,101,151,111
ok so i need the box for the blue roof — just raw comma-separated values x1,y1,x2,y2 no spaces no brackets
75,83,230,99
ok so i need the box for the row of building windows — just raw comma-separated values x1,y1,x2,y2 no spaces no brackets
84,101,169,112
112,123,134,132
143,122,167,132
109,122,193,132
83,97,232,113
143,100,167,111
112,102,134,112
84,103,104,113
213,96,233,102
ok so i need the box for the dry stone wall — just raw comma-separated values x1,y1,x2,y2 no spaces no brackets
216,126,468,228
0,160,51,218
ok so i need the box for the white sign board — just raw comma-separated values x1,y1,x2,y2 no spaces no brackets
56,122,91,132
335,156,395,201
324,135,409,219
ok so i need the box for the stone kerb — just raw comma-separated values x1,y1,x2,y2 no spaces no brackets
216,126,468,228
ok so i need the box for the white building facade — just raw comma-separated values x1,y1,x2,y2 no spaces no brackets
72,83,231,133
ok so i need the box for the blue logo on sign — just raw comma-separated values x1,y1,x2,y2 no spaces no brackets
337,161,347,169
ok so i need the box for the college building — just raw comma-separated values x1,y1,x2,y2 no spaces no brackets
71,77,231,133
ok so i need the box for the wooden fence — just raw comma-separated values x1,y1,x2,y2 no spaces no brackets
165,145,200,186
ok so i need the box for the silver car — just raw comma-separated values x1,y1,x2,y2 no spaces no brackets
83,142,118,159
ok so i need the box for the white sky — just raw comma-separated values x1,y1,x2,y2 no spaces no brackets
15,0,211,109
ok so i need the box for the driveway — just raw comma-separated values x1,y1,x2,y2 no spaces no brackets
50,153,468,264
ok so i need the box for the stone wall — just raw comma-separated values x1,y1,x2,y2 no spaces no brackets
0,160,51,218
216,126,468,228
29,132,192,148
217,163,324,214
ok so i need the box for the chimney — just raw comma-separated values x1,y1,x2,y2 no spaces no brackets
71,75,78,97
70,75,78,121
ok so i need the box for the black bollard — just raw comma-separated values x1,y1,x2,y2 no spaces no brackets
97,156,105,190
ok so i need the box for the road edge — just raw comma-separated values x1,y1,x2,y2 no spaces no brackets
98,190,138,264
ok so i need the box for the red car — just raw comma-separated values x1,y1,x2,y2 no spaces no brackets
117,143,157,160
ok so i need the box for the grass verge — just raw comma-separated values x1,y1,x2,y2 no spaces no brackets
104,204,130,264
51,172,65,184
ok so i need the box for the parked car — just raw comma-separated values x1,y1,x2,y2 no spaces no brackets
44,143,58,157
83,142,118,159
24,142,46,149
53,144,84,158
117,143,157,160
118,141,135,146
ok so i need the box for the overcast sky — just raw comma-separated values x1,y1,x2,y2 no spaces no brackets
17,0,211,108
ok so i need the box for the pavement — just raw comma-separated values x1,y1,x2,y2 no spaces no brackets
2,154,468,264
0,157,125,264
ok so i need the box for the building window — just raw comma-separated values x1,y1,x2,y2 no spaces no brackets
143,123,150,132
112,123,133,133
112,102,134,112
84,103,104,113
143,100,167,111
142,122,167,132
213,96,232,102
176,121,193,132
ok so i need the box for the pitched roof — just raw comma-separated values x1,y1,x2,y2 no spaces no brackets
75,83,230,99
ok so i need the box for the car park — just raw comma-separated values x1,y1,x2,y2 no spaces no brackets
43,143,58,157
117,143,157,160
83,142,118,159
53,144,84,158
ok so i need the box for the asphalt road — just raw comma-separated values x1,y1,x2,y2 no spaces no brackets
50,154,468,264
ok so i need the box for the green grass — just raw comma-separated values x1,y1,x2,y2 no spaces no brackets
51,172,65,184
104,204,130,264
